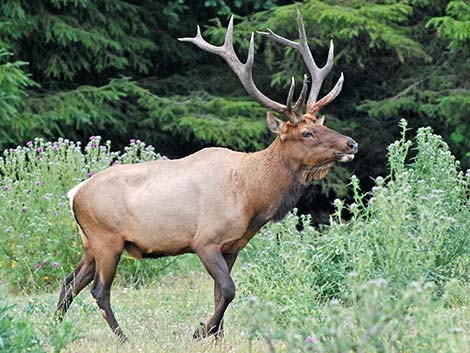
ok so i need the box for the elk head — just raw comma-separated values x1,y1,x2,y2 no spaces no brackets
179,10,358,179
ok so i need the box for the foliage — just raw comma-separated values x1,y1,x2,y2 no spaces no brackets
427,0,470,53
244,279,464,353
0,50,37,144
0,300,80,353
0,301,41,352
239,122,470,319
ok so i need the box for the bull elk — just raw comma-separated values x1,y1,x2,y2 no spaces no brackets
55,10,358,341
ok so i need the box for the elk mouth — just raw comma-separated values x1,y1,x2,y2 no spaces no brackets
335,153,355,163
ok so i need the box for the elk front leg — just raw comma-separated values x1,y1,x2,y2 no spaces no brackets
194,247,236,339
212,252,238,337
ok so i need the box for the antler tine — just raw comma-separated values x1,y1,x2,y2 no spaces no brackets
258,9,344,115
179,17,289,115
293,74,308,114
308,72,344,113
286,77,295,111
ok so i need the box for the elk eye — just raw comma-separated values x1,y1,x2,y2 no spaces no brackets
301,131,314,139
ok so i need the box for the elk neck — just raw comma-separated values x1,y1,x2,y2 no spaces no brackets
243,137,309,227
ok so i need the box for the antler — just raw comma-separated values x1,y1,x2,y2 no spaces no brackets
178,16,308,125
258,9,343,115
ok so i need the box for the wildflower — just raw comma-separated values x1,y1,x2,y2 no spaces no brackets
53,145,59,151
305,336,315,343
21,207,27,212
89,136,96,141
18,233,24,238
64,139,69,144
87,172,93,178
101,146,107,151
37,146,43,153
26,141,33,147
92,143,97,148
3,185,10,191
41,259,47,265
35,263,42,270
58,202,64,207
35,181,41,187
52,261,58,268
130,139,136,144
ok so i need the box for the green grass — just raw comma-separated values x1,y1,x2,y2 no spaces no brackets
3,267,272,353
2,265,470,352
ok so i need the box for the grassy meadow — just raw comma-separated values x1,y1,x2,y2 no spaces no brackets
1,120,470,352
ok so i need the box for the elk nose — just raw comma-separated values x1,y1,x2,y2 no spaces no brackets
347,139,359,153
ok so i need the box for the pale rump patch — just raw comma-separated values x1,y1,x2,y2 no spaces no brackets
67,179,91,247
67,179,90,212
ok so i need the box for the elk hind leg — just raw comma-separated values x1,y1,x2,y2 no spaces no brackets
90,246,127,342
212,252,238,338
193,247,236,339
55,253,95,321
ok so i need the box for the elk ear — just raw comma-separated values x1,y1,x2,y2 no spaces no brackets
267,112,287,135
316,115,325,126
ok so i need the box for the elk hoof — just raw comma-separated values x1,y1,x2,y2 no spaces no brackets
193,322,208,339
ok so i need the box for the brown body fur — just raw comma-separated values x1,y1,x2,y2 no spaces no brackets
55,118,357,341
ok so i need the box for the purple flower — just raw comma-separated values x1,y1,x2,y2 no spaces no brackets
64,139,69,144
100,146,107,151
52,261,58,268
58,202,64,208
92,143,97,148
89,136,96,141
37,156,42,161
305,336,315,343
37,146,43,153
26,141,33,147
87,172,93,178
3,185,10,191
18,232,24,238
21,207,27,212
53,145,59,151
130,139,136,144
35,181,41,187
35,263,42,270
41,259,47,265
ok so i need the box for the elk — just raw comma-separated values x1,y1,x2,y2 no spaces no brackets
55,10,358,341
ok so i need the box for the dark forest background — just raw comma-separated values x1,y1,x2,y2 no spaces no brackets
1,0,469,221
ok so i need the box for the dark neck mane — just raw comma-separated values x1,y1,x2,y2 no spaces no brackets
255,138,334,223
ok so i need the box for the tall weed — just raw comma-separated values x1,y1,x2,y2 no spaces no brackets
0,137,173,291
239,120,470,314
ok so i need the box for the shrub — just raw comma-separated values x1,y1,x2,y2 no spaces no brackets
244,279,464,353
238,120,470,318
0,137,175,291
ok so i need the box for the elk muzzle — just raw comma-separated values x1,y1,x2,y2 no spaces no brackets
335,137,358,163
